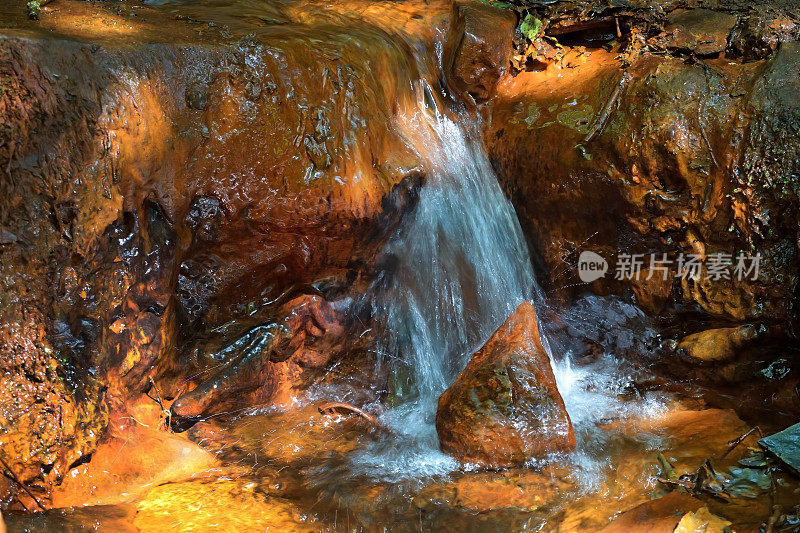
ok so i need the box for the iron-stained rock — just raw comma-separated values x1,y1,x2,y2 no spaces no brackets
444,0,517,101
677,325,763,363
436,302,574,468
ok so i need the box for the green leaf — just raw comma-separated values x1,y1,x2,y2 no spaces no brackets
520,14,542,42
27,0,41,19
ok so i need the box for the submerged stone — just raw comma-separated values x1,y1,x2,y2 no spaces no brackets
759,422,800,475
677,324,762,363
435,302,574,468
134,479,317,532
412,469,570,513
598,492,703,533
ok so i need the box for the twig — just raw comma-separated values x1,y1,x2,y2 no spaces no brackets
0,454,45,511
147,376,172,432
317,402,394,434
318,402,378,424
582,71,630,145
720,426,762,459
147,376,165,410
657,477,731,503
657,476,731,502
765,504,781,533
657,477,693,490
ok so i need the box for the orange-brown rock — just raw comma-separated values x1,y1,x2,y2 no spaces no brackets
485,32,800,333
412,469,570,513
0,0,446,492
444,0,517,102
51,402,218,508
280,294,348,369
0,313,108,490
598,492,704,533
663,9,737,57
133,478,318,532
169,293,352,421
673,507,732,533
677,325,763,363
728,9,800,61
436,302,574,468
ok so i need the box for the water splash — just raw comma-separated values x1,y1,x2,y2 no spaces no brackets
356,89,669,484
548,296,668,490
373,86,537,404
357,86,538,478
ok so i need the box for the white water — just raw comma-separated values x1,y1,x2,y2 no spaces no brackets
351,86,667,484
355,86,539,478
374,87,537,403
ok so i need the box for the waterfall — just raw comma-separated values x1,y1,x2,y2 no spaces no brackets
358,84,540,477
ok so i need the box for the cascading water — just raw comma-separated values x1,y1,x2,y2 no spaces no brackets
375,86,537,402
352,84,667,485
354,84,543,478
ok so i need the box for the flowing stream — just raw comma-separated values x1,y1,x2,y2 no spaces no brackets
4,1,798,531
354,84,544,479
354,83,669,490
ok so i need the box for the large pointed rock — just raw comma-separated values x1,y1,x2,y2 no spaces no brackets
436,302,574,468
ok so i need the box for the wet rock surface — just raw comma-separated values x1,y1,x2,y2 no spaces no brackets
677,324,764,362
0,0,799,530
485,6,800,356
436,302,574,467
0,0,441,501
729,12,800,61
444,0,517,102
663,9,738,56
133,478,319,533
0,314,108,492
598,491,704,533
51,401,218,508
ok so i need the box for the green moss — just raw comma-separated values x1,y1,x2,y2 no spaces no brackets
27,0,41,20
509,103,541,130
556,104,595,135
476,0,514,8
